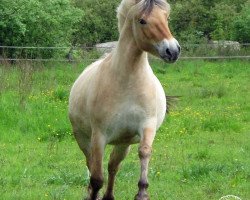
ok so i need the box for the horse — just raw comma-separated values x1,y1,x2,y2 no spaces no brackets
68,0,180,199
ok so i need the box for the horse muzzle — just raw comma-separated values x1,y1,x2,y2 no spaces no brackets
155,38,181,63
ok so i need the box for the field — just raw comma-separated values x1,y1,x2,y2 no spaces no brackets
0,59,249,200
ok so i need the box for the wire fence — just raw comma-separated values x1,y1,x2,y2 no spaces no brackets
0,42,250,63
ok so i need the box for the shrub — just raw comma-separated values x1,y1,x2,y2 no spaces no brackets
0,0,83,58
232,0,250,43
72,0,120,46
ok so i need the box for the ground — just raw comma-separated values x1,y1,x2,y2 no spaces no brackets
0,60,249,200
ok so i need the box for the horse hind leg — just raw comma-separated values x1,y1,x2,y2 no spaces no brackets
102,144,130,200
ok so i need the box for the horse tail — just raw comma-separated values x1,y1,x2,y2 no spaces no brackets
166,95,181,113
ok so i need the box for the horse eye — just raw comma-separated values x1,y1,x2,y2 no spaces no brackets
139,19,147,25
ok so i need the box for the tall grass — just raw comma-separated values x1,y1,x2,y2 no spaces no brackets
0,60,249,200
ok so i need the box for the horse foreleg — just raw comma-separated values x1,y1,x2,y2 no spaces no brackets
103,144,130,200
135,128,156,200
88,130,106,200
73,131,93,200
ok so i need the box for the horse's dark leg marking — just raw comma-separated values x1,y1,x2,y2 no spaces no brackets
88,130,105,200
103,145,130,200
89,177,104,200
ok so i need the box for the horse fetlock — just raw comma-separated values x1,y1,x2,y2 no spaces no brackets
138,145,152,159
138,180,149,189
90,176,104,191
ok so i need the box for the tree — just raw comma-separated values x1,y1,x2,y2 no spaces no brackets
169,0,248,43
72,0,120,46
232,0,250,43
211,3,237,41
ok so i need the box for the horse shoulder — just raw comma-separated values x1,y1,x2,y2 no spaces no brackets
69,58,107,129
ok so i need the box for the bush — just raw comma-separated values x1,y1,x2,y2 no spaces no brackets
232,0,250,43
169,0,249,43
0,0,83,58
72,0,120,46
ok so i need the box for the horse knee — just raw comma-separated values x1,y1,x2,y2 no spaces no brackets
138,145,152,159
90,176,104,191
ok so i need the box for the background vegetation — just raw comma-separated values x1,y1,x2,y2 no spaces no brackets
0,0,82,58
0,0,249,57
0,60,249,199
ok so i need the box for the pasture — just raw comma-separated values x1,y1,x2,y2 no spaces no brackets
0,60,249,200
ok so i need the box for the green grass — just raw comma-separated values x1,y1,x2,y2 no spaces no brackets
0,60,249,200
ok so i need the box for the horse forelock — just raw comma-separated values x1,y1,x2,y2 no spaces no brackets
117,0,170,19
137,0,170,17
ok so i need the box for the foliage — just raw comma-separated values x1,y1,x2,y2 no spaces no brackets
169,0,214,43
210,3,237,40
232,0,250,43
169,0,248,43
71,0,120,46
0,0,83,58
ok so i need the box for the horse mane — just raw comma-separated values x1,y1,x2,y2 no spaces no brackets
138,0,170,16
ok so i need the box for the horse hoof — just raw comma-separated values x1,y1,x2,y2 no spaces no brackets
134,194,150,200
102,195,115,200
102,197,114,200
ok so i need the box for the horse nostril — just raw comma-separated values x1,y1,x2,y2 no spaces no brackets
177,45,181,53
166,48,172,57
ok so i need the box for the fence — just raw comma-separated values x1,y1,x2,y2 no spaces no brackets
0,43,250,63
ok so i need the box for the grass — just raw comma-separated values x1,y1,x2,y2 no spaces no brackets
0,59,249,200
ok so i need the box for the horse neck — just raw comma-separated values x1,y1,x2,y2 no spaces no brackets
111,18,149,75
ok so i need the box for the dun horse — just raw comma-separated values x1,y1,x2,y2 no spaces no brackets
69,0,180,199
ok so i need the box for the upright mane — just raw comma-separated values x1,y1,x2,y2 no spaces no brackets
117,0,170,32
139,0,170,16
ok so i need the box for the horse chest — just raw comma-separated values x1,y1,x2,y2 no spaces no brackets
105,102,148,144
